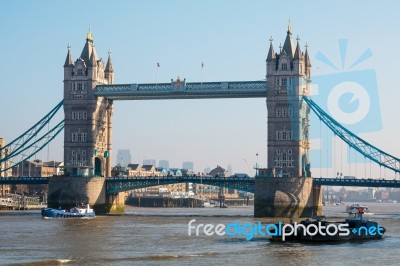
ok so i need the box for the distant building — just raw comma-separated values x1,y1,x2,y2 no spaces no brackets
0,138,12,178
0,138,12,195
227,164,233,175
182,161,194,171
116,149,132,165
209,165,228,177
208,166,239,198
159,160,169,169
204,167,210,174
9,160,63,196
143,159,156,166
11,160,63,177
111,163,162,177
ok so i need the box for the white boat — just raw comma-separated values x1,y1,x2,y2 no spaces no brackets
346,203,370,214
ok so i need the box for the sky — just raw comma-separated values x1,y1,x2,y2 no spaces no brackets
0,0,399,177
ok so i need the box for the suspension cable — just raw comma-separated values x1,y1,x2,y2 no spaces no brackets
303,96,399,174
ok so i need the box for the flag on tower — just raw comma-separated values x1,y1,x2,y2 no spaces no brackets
201,62,204,68
157,62,160,67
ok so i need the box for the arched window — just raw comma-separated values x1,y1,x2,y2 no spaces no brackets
82,150,86,162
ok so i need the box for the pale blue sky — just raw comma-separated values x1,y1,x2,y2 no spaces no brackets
1,0,399,176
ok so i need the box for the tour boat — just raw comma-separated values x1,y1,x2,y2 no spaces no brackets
41,204,95,218
346,203,370,214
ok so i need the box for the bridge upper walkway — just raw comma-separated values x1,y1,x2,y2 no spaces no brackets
94,81,267,100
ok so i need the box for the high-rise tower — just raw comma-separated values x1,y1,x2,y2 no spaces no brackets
266,23,312,178
254,25,321,218
49,30,122,214
63,29,114,178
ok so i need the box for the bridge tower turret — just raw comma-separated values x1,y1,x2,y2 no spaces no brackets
105,51,114,84
266,24,312,178
62,29,113,178
48,30,122,214
255,24,321,218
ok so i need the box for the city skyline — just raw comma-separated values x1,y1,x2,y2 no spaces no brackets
1,1,399,176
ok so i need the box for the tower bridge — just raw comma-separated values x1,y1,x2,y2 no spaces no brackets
1,25,399,217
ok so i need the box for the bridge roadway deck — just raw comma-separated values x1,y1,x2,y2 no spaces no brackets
105,176,400,194
94,81,267,100
1,177,400,192
312,177,400,187
0,177,49,185
106,176,255,193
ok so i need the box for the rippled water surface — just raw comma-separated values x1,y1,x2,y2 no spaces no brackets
0,203,399,265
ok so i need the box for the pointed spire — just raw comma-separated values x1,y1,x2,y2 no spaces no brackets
267,37,275,61
80,28,95,65
282,25,294,59
89,45,97,67
304,43,311,66
294,36,302,60
105,49,114,73
64,43,73,67
287,19,292,34
87,27,93,41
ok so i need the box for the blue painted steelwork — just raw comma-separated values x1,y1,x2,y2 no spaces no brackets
94,81,267,100
1,176,399,191
313,177,400,188
0,100,63,159
2,82,398,182
0,100,64,173
106,176,255,194
303,96,400,174
105,176,400,194
0,121,65,173
0,177,49,185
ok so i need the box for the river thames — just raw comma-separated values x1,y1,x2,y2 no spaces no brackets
0,202,399,265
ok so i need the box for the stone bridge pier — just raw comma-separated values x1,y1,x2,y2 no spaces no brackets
47,176,124,214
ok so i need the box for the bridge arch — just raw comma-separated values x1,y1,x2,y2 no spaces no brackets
94,157,103,176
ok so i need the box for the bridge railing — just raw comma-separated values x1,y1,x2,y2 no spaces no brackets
0,177,49,184
106,175,254,182
94,81,267,99
313,177,400,187
105,175,255,194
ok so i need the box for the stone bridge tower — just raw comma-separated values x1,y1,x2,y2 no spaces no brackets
62,29,114,178
48,30,123,214
266,23,311,178
254,24,322,218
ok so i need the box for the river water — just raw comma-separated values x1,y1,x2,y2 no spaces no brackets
0,202,399,265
